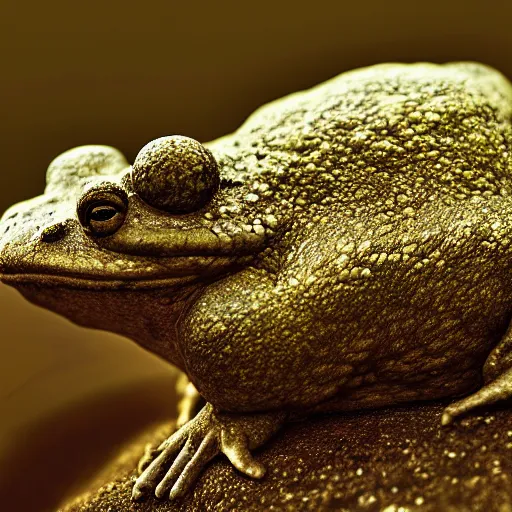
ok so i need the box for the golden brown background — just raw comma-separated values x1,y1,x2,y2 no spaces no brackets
0,1,511,510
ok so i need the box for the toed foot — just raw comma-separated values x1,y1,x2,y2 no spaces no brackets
132,403,285,501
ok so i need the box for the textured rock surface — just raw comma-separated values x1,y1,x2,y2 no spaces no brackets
60,401,512,511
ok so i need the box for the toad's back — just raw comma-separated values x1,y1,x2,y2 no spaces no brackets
212,62,512,218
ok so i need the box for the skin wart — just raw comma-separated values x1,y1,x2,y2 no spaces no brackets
1,62,512,500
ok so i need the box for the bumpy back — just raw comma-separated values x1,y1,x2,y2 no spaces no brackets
209,63,512,215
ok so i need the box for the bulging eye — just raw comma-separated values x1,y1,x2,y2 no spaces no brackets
86,202,125,236
77,184,128,237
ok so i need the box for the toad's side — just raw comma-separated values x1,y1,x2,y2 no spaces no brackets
2,62,512,501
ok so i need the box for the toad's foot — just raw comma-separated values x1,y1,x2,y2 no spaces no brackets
137,374,204,474
132,403,286,501
441,367,512,426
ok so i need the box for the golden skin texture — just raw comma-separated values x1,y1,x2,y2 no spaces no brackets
1,62,512,500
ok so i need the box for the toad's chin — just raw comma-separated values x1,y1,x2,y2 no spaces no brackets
1,274,198,367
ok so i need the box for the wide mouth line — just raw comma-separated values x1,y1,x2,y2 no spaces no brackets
0,272,200,281
0,253,250,279
0,253,249,287
0,272,204,289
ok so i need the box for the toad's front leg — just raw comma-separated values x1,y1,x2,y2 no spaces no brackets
132,403,285,501
133,265,321,501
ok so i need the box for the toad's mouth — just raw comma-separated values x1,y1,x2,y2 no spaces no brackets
0,225,268,289
0,255,253,290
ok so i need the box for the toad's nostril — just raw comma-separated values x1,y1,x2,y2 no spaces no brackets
40,223,66,243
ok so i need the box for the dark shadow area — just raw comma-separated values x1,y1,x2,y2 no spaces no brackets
0,378,177,512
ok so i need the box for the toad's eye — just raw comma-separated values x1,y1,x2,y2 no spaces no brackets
77,185,128,237
89,205,118,222
83,199,126,237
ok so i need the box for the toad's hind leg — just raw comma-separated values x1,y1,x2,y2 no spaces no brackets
442,322,512,425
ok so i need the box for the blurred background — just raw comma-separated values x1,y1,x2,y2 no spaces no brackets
0,0,511,510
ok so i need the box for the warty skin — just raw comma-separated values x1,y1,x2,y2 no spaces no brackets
1,62,512,500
